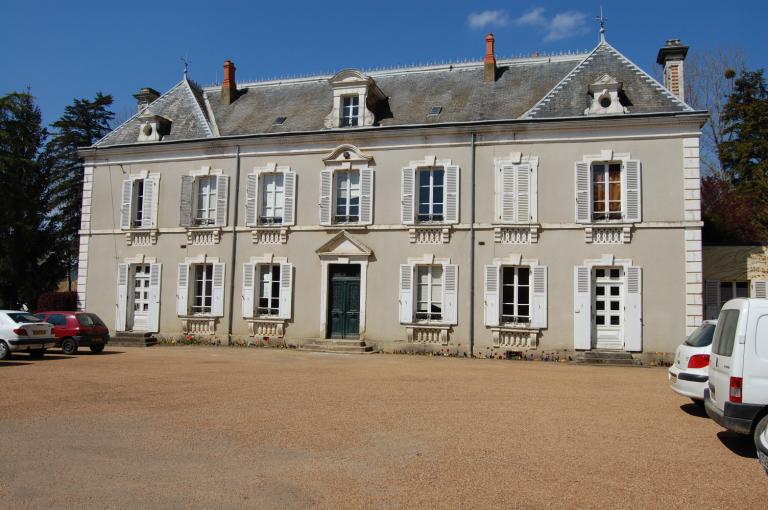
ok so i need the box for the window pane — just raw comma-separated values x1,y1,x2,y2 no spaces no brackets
518,305,529,317
518,268,529,286
596,316,605,325
596,269,605,278
610,269,620,279
610,286,620,296
736,282,749,298
596,301,605,310
610,301,620,311
503,267,515,285
502,304,515,316
596,286,605,296
610,316,620,325
433,170,444,186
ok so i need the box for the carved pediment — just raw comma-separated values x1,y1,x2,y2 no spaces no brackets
316,230,373,257
328,69,372,87
322,144,374,165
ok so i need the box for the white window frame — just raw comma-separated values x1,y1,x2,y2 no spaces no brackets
256,263,281,316
415,265,444,322
341,95,360,127
194,176,218,226
191,263,214,315
719,280,749,307
494,152,539,225
259,173,285,225
132,180,145,228
591,162,623,221
320,145,374,227
416,167,445,223
400,254,457,326
500,266,531,325
334,170,361,224
120,170,160,231
575,150,641,226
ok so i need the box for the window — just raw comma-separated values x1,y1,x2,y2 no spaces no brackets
720,281,749,307
684,323,716,348
191,264,214,314
195,177,218,225
47,314,67,326
341,96,359,127
132,180,144,228
257,264,281,316
594,268,622,327
416,265,443,321
335,171,360,223
417,167,444,222
712,309,740,357
501,267,530,324
592,163,622,220
260,174,284,224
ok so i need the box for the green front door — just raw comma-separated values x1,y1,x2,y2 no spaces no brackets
328,264,361,339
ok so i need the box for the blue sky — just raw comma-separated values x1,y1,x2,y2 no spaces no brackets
3,0,767,127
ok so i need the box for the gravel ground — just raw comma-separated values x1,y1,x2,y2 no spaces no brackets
0,346,765,509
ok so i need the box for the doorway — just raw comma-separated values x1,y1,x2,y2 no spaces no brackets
327,264,361,339
592,267,624,349
129,264,150,331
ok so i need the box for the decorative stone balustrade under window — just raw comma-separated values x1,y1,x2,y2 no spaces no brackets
186,228,221,245
585,225,632,244
494,225,539,244
252,228,288,244
181,316,217,335
409,227,451,244
125,230,157,246
247,319,285,337
491,328,538,349
406,324,450,344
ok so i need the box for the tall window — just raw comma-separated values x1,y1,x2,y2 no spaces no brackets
720,281,749,308
335,171,360,223
257,264,281,315
192,264,214,314
417,167,444,222
195,176,218,225
416,265,443,321
501,266,530,324
592,163,621,220
341,96,359,127
132,180,145,228
260,173,284,224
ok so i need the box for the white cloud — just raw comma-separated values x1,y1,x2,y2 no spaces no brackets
468,7,589,43
467,10,509,29
544,11,589,42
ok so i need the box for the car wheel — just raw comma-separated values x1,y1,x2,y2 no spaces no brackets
61,337,78,355
754,414,768,451
89,344,105,354
29,348,46,359
0,341,10,360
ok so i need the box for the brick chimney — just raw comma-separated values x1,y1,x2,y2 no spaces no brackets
222,60,238,105
132,87,160,112
656,39,689,102
484,33,497,83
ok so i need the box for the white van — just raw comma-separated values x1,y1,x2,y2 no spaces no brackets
705,298,768,449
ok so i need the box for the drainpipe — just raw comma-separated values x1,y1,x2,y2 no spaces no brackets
226,145,241,344
469,133,476,357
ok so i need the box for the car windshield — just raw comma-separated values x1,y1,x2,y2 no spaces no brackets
685,323,716,347
6,312,42,323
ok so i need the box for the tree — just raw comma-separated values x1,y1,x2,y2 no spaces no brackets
0,92,64,308
44,93,114,289
701,175,767,243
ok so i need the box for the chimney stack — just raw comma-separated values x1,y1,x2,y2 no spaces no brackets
222,60,238,105
656,39,689,102
133,87,160,112
484,33,497,83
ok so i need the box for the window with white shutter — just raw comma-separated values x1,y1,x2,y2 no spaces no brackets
497,164,535,224
116,263,129,331
401,167,415,225
399,264,413,323
624,266,642,352
214,175,229,227
484,265,500,327
752,280,768,299
120,180,133,229
703,279,721,320
242,263,255,318
319,170,332,225
576,159,642,224
573,265,592,349
278,263,293,319
176,263,190,316
147,263,161,332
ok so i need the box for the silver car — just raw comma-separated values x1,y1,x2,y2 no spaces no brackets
0,310,55,360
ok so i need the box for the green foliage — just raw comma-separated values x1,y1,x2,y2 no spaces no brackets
0,92,64,307
44,93,114,288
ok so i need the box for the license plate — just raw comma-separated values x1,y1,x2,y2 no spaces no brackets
33,330,45,335
670,373,677,384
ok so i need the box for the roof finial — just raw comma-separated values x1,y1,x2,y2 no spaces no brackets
596,6,607,43
181,54,192,79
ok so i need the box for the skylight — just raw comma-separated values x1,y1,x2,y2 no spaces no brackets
428,106,442,115
274,116,287,125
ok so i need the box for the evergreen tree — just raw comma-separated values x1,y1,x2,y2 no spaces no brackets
0,92,64,308
44,93,114,289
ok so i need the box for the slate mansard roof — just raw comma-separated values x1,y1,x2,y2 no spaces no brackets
95,40,696,148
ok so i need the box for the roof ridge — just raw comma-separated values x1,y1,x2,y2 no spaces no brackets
181,77,214,138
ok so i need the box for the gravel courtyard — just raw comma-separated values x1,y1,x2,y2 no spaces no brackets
1,346,765,509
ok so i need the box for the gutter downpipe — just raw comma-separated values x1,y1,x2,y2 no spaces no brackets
227,145,241,345
469,133,476,358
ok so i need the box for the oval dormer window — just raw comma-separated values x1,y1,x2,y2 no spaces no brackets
142,123,154,137
599,94,612,109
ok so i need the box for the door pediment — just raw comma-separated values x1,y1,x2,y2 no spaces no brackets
316,230,373,258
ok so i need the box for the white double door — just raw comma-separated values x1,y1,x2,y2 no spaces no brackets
592,267,624,349
129,264,151,331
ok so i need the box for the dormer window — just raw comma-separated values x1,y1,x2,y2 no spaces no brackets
585,74,628,116
341,96,360,127
137,114,171,142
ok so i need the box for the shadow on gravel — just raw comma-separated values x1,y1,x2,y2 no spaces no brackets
0,360,30,367
38,355,76,361
717,431,757,458
680,403,708,418
52,350,125,356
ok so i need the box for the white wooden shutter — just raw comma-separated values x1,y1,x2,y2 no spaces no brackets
120,180,133,229
283,171,296,226
484,264,500,327
359,168,374,225
179,176,194,227
278,263,293,319
444,165,459,224
400,167,415,225
623,160,642,223
443,264,458,324
529,162,538,223
575,162,591,223
319,170,332,225
399,264,414,323
704,280,721,320
516,163,530,223
531,265,548,328
573,265,592,349
241,263,255,318
215,175,229,227
751,280,768,299
625,266,643,352
116,263,129,331
141,177,158,228
499,166,515,223
245,173,258,226
212,263,225,316
147,263,161,332
176,263,190,316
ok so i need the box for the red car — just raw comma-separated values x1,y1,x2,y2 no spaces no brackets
33,311,110,355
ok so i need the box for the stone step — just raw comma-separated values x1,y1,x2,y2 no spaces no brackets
304,339,367,347
582,350,636,361
110,332,158,347
299,339,376,354
572,357,642,366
